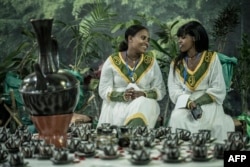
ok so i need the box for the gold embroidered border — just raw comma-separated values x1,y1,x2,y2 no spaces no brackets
124,112,148,125
176,51,216,91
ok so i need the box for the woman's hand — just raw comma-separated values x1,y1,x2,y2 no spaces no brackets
124,88,134,101
124,88,146,101
131,90,146,99
189,101,197,110
71,113,92,124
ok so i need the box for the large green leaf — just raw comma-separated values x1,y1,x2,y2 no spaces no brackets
150,39,169,55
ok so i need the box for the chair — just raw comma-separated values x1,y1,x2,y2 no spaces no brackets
217,52,237,92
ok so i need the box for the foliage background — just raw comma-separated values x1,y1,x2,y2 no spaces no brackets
1,0,249,64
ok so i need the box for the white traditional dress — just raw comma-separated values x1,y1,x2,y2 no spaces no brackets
98,52,166,128
168,51,234,142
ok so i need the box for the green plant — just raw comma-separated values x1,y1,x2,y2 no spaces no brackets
151,21,179,75
58,0,116,74
235,34,250,114
211,4,240,52
54,1,117,119
0,28,37,84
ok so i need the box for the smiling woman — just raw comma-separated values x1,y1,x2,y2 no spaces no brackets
97,24,166,128
168,21,235,142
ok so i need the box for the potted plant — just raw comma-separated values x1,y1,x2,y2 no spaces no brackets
211,5,240,52
235,34,250,136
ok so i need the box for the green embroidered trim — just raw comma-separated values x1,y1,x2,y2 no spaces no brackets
110,51,154,83
109,91,126,102
144,90,157,99
176,51,216,91
126,118,146,127
124,112,148,125
194,93,214,105
186,99,193,109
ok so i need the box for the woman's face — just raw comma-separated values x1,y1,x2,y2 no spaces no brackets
128,29,150,54
178,34,195,53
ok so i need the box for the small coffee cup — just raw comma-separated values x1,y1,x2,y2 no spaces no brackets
0,132,8,143
30,139,44,154
38,144,54,158
5,135,22,151
130,137,145,150
176,128,191,141
101,123,111,129
214,142,225,159
163,147,180,160
9,152,24,166
77,141,95,153
0,149,8,161
20,144,34,158
199,129,211,141
67,138,80,153
192,145,208,158
103,144,117,156
191,133,207,146
224,140,244,151
131,149,150,161
227,131,242,142
53,148,69,161
163,138,180,148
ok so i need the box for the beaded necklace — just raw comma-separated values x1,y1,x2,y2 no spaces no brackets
125,51,140,83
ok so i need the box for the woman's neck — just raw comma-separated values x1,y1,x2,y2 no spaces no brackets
126,51,141,62
187,50,199,59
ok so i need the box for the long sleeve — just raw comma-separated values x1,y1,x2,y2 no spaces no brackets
167,62,185,104
203,53,226,105
148,59,166,101
98,57,115,102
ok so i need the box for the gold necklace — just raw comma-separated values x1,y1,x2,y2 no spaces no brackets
187,52,198,59
186,53,201,69
126,52,140,64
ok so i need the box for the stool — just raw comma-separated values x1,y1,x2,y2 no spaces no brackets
0,90,22,127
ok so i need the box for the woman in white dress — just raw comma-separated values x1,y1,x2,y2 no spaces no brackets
168,21,234,141
98,25,166,128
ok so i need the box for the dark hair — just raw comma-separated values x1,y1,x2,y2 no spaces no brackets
173,21,209,73
119,24,148,51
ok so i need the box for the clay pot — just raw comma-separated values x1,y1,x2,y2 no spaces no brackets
19,19,79,148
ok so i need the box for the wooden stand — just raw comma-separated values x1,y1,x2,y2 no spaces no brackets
0,90,22,127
